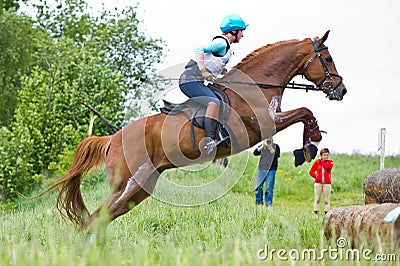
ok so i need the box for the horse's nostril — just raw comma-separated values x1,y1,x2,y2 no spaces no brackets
342,88,347,96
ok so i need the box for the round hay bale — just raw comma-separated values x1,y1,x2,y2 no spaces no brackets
323,203,400,247
364,168,400,204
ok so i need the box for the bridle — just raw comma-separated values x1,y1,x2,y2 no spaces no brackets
302,39,344,100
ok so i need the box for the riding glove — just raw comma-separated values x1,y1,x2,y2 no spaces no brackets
200,69,214,81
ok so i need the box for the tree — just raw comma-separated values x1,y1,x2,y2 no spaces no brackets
0,0,165,201
0,10,40,128
0,0,29,12
32,0,164,120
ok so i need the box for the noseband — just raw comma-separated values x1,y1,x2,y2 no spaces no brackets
302,39,344,100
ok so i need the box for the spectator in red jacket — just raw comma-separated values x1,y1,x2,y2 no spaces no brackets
309,148,334,216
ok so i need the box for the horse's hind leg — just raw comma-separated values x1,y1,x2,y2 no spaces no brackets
85,188,153,243
108,166,159,220
86,163,159,237
109,187,153,221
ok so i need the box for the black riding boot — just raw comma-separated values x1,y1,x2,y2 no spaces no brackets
204,117,218,139
203,117,218,154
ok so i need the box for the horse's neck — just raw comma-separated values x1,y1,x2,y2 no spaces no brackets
222,40,311,148
232,40,310,87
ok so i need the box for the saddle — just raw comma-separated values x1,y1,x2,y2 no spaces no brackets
160,83,231,148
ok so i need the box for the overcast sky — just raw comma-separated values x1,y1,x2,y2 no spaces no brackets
88,0,399,155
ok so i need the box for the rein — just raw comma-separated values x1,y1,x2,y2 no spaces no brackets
142,78,322,92
214,80,322,92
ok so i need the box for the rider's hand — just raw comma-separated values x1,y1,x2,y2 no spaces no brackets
221,67,228,75
200,68,214,81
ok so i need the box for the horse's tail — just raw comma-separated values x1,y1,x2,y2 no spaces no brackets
57,135,112,227
31,135,112,228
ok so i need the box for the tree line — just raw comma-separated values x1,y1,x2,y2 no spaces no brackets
0,0,164,203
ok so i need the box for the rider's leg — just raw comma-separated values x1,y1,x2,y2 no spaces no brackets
204,102,219,139
179,81,217,102
179,81,224,154
203,101,220,154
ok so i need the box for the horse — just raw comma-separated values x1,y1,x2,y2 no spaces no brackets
36,30,346,235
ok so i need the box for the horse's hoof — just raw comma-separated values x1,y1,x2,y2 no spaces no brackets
293,148,305,167
303,144,318,162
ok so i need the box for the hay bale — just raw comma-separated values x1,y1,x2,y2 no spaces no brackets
323,203,400,247
364,168,400,204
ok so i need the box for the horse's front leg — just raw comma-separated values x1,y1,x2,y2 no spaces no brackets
274,107,322,142
274,107,322,166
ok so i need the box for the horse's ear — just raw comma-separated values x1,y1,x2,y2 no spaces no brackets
317,30,330,46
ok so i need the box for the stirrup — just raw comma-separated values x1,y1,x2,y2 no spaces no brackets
217,135,230,148
204,136,230,154
203,139,218,155
217,124,230,142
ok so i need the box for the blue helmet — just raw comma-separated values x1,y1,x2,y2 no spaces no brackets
220,14,248,33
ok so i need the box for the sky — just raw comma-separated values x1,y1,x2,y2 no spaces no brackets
88,0,400,155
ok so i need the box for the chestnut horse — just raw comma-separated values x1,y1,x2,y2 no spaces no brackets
38,31,346,235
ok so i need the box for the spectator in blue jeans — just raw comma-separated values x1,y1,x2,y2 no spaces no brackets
253,139,280,206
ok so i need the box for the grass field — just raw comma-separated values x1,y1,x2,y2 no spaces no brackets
1,152,399,265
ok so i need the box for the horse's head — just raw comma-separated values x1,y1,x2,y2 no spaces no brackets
302,30,347,101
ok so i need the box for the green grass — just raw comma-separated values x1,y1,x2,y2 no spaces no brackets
1,152,399,265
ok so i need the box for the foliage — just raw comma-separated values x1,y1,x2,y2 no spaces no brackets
0,0,28,12
0,126,41,203
32,0,164,119
0,153,398,265
33,0,95,44
0,10,41,128
0,0,164,201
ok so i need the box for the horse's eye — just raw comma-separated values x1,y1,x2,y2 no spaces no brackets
325,57,332,63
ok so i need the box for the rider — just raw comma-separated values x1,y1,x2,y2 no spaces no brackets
179,14,248,154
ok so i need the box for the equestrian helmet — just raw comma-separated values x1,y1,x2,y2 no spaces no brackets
220,14,248,33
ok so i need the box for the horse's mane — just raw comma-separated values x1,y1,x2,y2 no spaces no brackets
234,39,300,69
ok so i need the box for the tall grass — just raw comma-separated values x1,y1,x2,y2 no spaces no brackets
1,153,399,265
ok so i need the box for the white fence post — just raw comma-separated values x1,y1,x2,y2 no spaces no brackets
378,128,386,170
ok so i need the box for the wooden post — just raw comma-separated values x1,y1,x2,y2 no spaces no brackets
88,114,98,136
378,128,386,170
